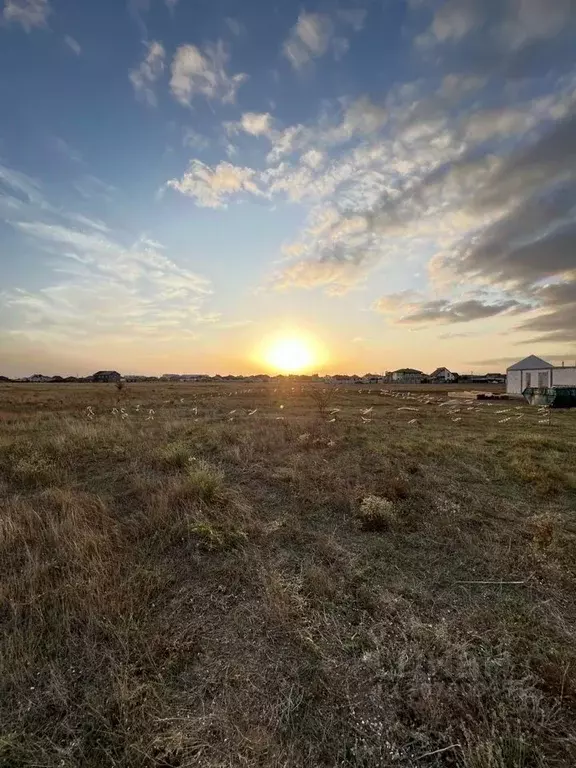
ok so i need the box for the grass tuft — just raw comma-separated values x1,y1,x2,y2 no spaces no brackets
356,494,398,531
156,440,193,469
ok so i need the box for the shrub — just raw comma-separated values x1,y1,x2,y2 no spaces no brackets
182,460,224,503
157,441,192,469
188,522,247,552
309,388,337,417
357,495,397,531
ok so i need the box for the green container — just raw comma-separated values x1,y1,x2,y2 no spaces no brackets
523,387,576,408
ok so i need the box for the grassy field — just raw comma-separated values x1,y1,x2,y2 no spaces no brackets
1,382,576,767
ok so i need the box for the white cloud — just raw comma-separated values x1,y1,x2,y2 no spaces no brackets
5,221,215,345
165,0,178,10
129,41,165,107
326,96,388,143
163,61,576,307
166,160,263,208
439,74,486,99
499,0,572,50
337,8,367,31
170,41,247,106
431,0,479,42
282,8,367,69
301,149,324,169
3,0,50,31
239,112,273,136
271,204,379,294
226,112,274,138
266,125,308,163
0,163,44,206
283,12,334,69
64,35,81,55
66,213,110,233
264,96,387,165
273,258,372,295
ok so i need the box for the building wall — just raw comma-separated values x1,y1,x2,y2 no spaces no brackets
507,368,553,394
522,368,551,390
552,368,576,386
506,370,522,394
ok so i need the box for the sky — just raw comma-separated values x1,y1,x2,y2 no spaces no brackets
1,0,575,377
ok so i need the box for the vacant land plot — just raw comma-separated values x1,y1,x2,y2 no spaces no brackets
1,382,576,767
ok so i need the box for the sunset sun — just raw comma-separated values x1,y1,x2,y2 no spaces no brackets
265,336,316,373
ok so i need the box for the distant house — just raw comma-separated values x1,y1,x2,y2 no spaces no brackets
92,370,121,383
430,367,458,382
391,368,424,384
506,356,576,395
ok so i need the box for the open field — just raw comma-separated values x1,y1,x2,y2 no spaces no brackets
2,382,576,767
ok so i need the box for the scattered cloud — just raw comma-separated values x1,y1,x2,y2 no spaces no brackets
170,41,247,106
283,12,334,69
438,74,486,100
332,37,350,61
337,8,367,32
498,0,573,51
438,331,480,339
372,290,420,314
182,128,209,150
430,0,480,43
52,137,83,163
300,149,324,169
0,163,44,209
127,0,150,37
235,112,274,137
165,0,178,11
129,40,165,107
3,0,50,31
158,2,575,350
396,297,527,325
64,35,81,55
165,160,263,208
240,112,273,136
273,256,375,296
5,220,215,347
415,0,576,78
225,17,245,37
324,96,387,143
73,174,116,203
282,7,367,69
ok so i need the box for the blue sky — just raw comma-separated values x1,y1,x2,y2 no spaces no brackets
1,0,575,376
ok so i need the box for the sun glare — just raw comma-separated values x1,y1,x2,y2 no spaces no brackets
265,336,315,373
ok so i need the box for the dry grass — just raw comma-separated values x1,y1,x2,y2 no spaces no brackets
1,382,576,767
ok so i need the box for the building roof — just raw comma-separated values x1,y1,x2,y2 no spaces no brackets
507,355,553,371
430,367,452,377
93,370,120,375
394,368,423,375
